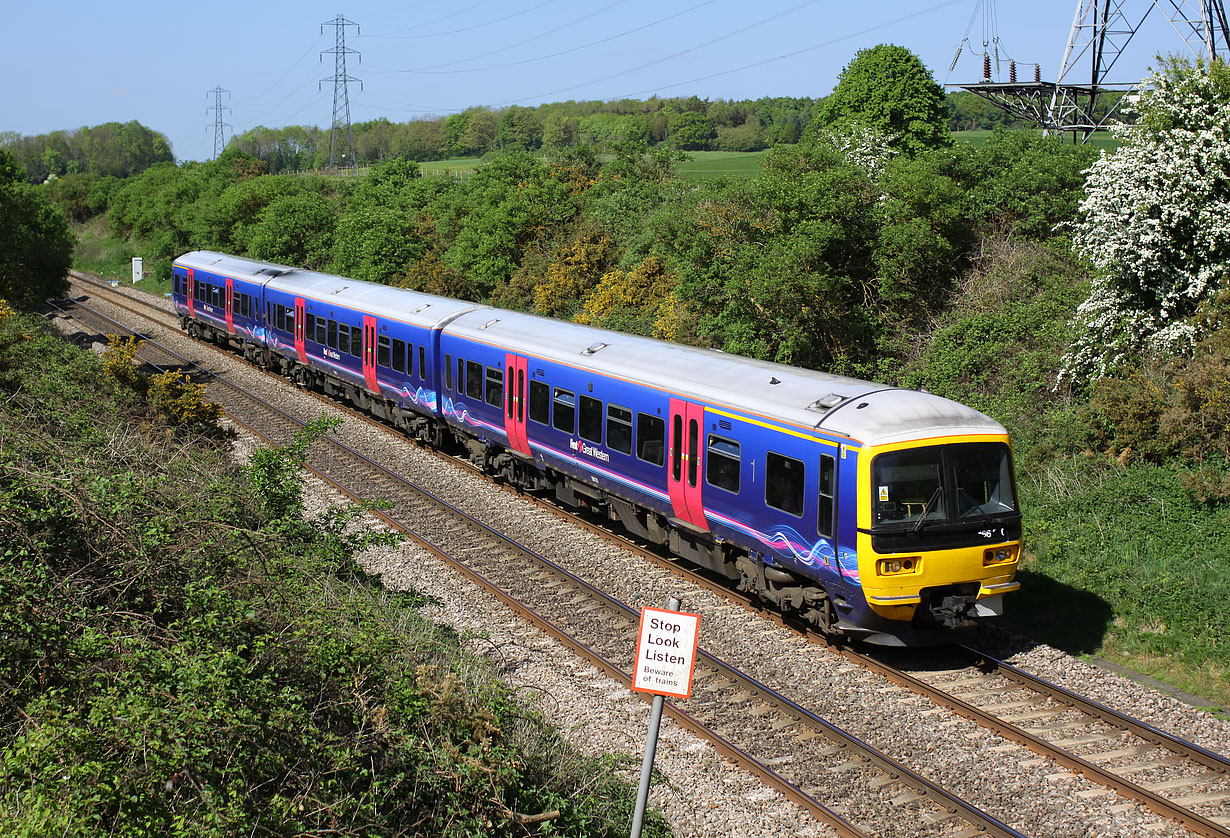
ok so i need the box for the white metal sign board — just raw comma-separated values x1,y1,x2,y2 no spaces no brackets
632,606,701,699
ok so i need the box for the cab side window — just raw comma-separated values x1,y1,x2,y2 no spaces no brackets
819,454,836,539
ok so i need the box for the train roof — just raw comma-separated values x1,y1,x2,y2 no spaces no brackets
445,308,1004,448
175,251,483,328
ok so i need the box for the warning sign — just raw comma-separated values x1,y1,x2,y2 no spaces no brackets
632,606,701,699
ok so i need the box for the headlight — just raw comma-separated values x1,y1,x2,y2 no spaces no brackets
877,557,918,575
984,546,1019,565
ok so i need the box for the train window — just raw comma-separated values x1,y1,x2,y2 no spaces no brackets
707,436,740,494
337,323,351,355
552,388,575,433
392,338,406,373
378,335,391,368
818,453,836,539
304,311,314,336
445,354,453,389
212,286,222,308
316,316,327,345
349,325,361,358
275,303,285,328
517,369,525,422
485,367,503,408
457,358,465,392
579,395,602,443
529,381,550,424
284,308,294,334
466,361,484,401
638,413,665,467
327,319,338,349
766,452,805,517
672,415,683,481
607,405,632,455
419,347,426,380
687,419,699,488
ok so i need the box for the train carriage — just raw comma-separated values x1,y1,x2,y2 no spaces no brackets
173,250,1021,646
438,308,1022,645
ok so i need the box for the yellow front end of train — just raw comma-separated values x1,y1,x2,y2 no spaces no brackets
856,434,1022,629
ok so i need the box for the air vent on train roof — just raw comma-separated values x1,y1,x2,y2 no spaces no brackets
808,393,846,411
331,285,348,294
480,318,501,329
583,342,608,355
411,304,430,313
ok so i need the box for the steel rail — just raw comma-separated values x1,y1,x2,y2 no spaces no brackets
847,646,1230,838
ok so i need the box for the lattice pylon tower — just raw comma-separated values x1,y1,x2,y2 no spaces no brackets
1046,0,1230,135
207,86,231,160
955,0,1230,141
320,14,362,170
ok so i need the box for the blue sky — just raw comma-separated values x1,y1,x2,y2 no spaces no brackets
4,0,1189,162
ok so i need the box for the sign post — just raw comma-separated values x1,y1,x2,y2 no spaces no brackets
131,257,143,284
628,597,701,838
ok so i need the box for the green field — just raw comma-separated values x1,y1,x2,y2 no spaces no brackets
417,151,772,181
954,128,1120,152
675,150,770,180
420,157,482,178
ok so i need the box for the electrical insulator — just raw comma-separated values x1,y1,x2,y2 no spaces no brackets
1010,61,1017,83
983,53,992,81
1034,64,1041,83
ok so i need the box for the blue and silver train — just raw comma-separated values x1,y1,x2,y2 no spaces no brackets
173,250,1021,645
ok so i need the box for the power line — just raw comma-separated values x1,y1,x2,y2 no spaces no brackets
320,14,362,170
206,86,232,160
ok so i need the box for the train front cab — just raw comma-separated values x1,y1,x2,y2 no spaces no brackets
848,433,1022,646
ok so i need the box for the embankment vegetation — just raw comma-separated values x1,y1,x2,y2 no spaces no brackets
0,306,668,836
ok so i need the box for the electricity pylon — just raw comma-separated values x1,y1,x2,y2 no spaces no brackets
320,14,362,171
207,86,231,160
955,0,1230,141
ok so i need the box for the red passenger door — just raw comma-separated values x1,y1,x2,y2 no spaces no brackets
503,353,530,456
186,269,195,317
362,315,380,393
668,398,707,531
293,297,307,362
225,278,235,334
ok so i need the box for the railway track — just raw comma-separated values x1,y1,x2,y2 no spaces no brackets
52,288,1027,838
56,275,1230,836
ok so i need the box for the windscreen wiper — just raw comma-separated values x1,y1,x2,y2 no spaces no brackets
911,486,944,533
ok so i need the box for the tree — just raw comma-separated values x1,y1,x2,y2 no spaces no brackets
667,111,717,150
1063,56,1230,382
496,106,542,150
815,44,951,155
0,150,73,307
247,192,336,269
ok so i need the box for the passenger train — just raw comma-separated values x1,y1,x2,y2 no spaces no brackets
172,250,1021,646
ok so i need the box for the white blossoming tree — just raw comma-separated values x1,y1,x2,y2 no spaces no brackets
1063,56,1230,382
